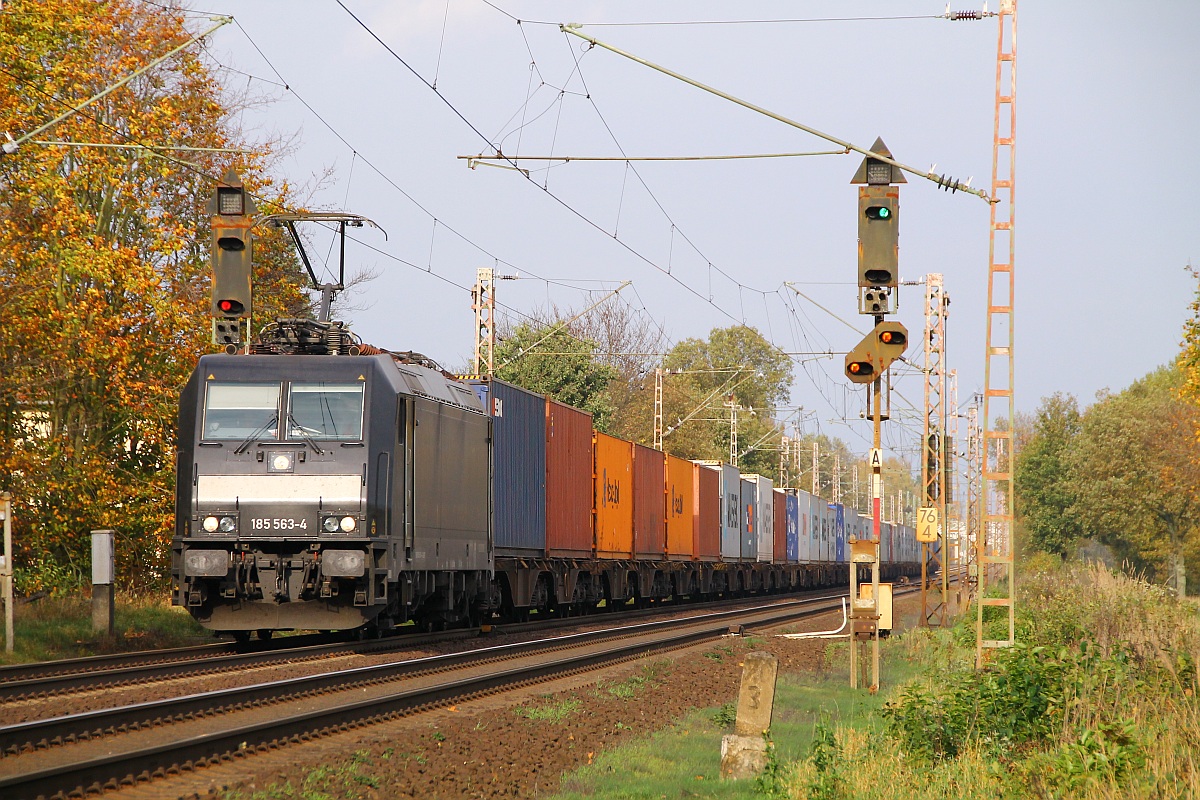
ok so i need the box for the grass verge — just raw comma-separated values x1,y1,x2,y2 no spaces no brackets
553,643,923,800
0,593,213,664
552,562,1200,799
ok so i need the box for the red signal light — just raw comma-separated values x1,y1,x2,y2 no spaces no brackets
217,299,244,316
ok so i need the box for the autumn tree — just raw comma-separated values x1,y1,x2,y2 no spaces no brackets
0,0,308,593
659,325,793,479
493,298,665,441
1067,368,1200,594
1013,393,1084,557
1177,264,1200,409
493,321,618,430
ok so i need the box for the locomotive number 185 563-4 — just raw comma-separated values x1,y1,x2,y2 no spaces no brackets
250,518,309,531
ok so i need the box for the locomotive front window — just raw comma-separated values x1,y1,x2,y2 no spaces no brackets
287,383,364,441
202,383,281,440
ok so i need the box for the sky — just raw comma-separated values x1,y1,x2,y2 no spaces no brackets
191,0,1200,458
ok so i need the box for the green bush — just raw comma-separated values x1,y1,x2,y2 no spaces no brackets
883,641,1070,761
803,720,845,800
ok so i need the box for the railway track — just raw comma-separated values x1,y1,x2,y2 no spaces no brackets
0,586,855,701
0,588,878,800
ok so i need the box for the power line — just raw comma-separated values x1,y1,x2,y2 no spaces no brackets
461,149,850,164
225,20,638,342
256,4,928,461
334,2,786,339
479,3,941,27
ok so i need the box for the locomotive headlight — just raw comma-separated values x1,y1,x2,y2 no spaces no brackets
339,516,356,532
202,515,236,534
322,516,340,533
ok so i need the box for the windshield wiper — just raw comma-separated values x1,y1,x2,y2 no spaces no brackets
287,413,326,455
234,414,278,455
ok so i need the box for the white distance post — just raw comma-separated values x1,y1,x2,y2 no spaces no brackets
91,530,115,636
1,493,12,653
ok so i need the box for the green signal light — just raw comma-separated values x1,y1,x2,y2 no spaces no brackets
878,207,890,219
865,205,892,221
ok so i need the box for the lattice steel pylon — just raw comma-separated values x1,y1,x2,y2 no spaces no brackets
833,452,842,504
978,0,1018,665
472,267,496,376
921,274,950,627
947,369,960,584
811,442,820,495
964,397,982,609
653,369,665,450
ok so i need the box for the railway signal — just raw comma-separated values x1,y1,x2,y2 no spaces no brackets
851,137,905,315
844,321,909,384
215,298,244,316
857,185,899,289
209,170,255,321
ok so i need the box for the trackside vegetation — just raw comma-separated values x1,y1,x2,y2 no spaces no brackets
0,594,211,664
552,560,1200,799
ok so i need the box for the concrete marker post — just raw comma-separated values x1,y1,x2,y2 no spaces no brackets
1,493,12,653
720,651,778,780
91,530,115,637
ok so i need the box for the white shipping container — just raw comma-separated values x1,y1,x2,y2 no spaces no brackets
746,475,774,562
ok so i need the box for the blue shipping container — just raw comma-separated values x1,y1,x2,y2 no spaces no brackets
470,379,546,554
834,504,846,563
785,491,799,563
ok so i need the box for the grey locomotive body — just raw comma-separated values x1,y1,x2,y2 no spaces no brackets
172,352,493,636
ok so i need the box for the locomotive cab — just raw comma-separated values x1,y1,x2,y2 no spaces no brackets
171,350,492,635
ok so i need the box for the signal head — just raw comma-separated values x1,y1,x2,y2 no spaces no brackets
864,205,891,221
216,185,246,216
878,329,906,346
217,298,245,316
845,359,875,383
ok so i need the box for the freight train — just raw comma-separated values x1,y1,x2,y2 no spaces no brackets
171,319,920,638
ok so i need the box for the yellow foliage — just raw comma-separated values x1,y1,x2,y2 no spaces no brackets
0,0,308,591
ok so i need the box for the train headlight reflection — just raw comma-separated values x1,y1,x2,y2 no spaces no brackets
322,549,365,577
322,517,340,533
184,549,230,577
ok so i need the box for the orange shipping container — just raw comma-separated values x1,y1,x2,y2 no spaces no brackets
546,400,594,557
693,462,721,561
773,490,787,563
664,454,694,560
633,444,667,558
594,432,633,559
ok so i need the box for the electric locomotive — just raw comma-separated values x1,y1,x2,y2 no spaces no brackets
171,320,494,637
